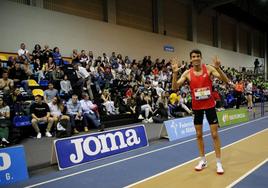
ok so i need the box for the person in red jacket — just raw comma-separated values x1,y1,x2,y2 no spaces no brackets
171,49,234,175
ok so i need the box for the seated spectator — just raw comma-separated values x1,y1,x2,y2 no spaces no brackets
0,96,10,146
17,43,30,62
44,82,58,103
8,61,29,91
101,89,116,115
66,94,83,134
80,93,104,132
30,95,54,139
152,102,168,123
33,58,45,82
48,96,71,135
0,72,14,95
60,74,73,100
43,57,55,81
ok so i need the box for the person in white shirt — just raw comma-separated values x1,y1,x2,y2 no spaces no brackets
18,43,30,61
80,93,104,132
245,79,253,111
48,96,70,124
74,63,94,100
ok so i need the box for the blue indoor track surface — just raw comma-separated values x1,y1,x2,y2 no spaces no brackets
5,116,268,188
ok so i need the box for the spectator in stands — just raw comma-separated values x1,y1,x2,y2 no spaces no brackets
234,78,244,109
72,49,80,64
42,44,52,63
44,82,58,103
22,59,33,78
33,58,45,82
101,89,116,115
179,92,192,114
30,95,54,139
152,102,168,123
79,50,89,67
32,44,43,61
18,43,30,62
254,58,260,74
0,96,10,146
52,65,64,90
66,94,83,134
43,57,55,81
8,61,28,89
73,63,93,99
52,47,63,66
60,74,73,100
0,72,14,94
48,96,71,133
138,91,153,123
80,93,104,132
245,79,253,111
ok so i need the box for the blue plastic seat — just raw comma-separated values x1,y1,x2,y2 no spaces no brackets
13,115,31,127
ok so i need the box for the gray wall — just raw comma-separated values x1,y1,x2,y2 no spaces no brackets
0,0,264,69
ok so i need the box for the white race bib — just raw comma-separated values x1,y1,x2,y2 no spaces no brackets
194,87,211,100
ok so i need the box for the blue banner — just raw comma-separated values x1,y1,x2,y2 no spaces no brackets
164,116,210,141
54,125,148,170
163,45,175,52
0,146,28,186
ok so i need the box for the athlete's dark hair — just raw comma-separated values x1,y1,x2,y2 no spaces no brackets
190,49,202,58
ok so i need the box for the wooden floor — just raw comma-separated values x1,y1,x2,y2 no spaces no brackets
130,129,268,188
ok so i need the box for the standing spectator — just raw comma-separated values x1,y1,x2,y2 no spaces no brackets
42,45,52,64
254,58,259,74
52,47,63,66
32,44,43,61
66,94,83,134
0,97,10,146
30,95,54,139
234,79,244,109
245,79,253,111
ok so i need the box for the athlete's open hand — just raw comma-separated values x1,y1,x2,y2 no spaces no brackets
171,57,181,73
212,56,221,69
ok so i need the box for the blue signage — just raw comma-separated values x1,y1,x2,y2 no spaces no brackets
164,45,175,52
54,125,149,170
164,116,210,141
0,146,29,186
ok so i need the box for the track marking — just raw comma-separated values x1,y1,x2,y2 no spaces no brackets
125,128,268,187
25,116,268,188
226,158,268,188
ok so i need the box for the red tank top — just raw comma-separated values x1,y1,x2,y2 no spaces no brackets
190,64,215,110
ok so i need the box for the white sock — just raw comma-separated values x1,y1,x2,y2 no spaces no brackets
201,156,206,162
216,158,221,164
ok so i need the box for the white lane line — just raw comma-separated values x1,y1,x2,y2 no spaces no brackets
125,128,268,188
226,158,268,188
25,116,268,188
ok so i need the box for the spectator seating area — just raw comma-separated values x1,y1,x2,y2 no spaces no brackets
0,43,267,147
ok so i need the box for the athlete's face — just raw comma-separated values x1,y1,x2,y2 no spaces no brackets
190,53,202,67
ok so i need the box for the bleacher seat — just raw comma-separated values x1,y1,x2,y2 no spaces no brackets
32,89,44,97
28,79,39,87
39,80,49,87
13,115,31,127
